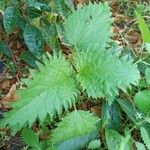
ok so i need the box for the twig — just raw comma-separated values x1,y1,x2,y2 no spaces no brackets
5,34,20,75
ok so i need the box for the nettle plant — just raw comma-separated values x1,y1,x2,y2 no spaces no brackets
1,2,150,150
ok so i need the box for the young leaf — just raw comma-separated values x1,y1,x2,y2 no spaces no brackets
23,25,44,55
65,2,112,50
51,110,99,148
134,90,150,113
140,127,150,150
75,50,140,100
88,139,101,150
22,128,39,147
135,10,150,43
1,53,78,133
3,6,19,33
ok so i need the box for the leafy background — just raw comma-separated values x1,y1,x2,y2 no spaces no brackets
0,0,150,150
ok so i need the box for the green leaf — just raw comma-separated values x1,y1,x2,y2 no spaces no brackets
105,129,131,150
134,90,150,113
41,23,60,53
140,127,150,150
105,129,122,150
117,99,138,123
23,25,44,55
102,102,121,130
22,128,39,147
55,130,98,150
20,51,39,68
51,110,99,147
135,142,146,150
0,41,11,57
65,2,112,50
88,139,101,150
3,6,19,33
75,50,140,101
145,68,150,85
0,0,5,15
1,53,78,133
135,10,150,43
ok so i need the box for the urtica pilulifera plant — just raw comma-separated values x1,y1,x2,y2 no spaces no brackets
2,2,150,150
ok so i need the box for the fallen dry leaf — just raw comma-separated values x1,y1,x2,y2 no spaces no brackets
1,84,17,105
0,80,10,90
91,105,101,117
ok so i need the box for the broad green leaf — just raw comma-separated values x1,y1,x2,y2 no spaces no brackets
102,102,121,130
0,41,11,57
140,127,150,150
65,2,112,50
22,128,39,147
75,50,140,101
135,142,146,150
145,68,150,85
0,0,5,15
88,139,101,150
134,90,150,113
51,110,99,148
117,99,138,123
1,53,78,133
135,10,150,43
105,129,122,150
23,25,44,55
3,6,19,33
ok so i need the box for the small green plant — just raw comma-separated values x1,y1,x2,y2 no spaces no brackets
1,1,150,150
